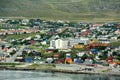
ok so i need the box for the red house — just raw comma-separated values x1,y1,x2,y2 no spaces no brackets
106,56,113,62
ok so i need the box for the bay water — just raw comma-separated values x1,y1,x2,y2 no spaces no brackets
0,70,120,80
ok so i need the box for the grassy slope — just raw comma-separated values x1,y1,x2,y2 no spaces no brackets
0,0,120,22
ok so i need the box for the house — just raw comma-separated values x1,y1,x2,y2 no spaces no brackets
25,57,33,63
115,29,120,35
65,53,72,64
74,58,83,63
41,41,47,45
90,49,98,54
84,58,93,65
46,58,53,64
53,54,59,59
65,58,73,64
45,49,57,53
106,56,113,62
0,18,5,22
81,29,92,36
77,52,86,57
73,44,84,49
92,24,103,28
111,37,118,40
81,31,88,36
21,19,29,25
0,53,5,62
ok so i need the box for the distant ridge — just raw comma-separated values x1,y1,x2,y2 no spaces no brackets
0,0,120,22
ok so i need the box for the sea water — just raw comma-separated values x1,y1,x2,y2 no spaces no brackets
0,70,120,80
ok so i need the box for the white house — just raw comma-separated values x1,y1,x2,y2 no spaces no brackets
21,19,29,25
77,52,85,57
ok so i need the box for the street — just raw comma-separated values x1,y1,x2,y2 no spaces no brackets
5,45,26,63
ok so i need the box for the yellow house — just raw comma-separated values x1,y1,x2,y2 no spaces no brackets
73,44,84,49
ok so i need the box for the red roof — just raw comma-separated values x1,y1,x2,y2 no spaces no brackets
54,54,59,58
106,56,113,62
81,31,88,36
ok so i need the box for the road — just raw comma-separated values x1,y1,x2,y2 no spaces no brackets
6,45,26,63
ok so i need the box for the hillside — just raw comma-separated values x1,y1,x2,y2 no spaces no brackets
0,0,120,22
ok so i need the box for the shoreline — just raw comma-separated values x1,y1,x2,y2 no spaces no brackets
0,63,120,76
1,67,120,76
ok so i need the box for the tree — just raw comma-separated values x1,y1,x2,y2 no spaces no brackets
81,54,88,61
59,52,66,60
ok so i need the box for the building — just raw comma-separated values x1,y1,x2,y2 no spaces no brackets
50,40,56,49
0,53,5,62
68,37,90,47
21,19,29,25
73,44,84,49
55,39,68,49
50,39,69,49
